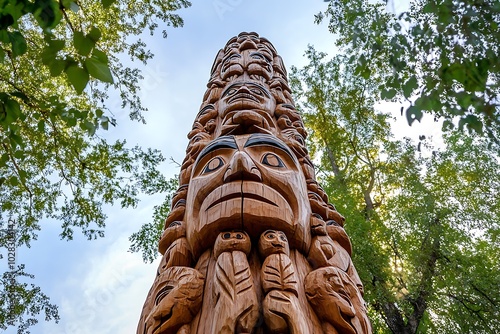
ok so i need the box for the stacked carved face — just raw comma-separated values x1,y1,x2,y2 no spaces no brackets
159,32,345,258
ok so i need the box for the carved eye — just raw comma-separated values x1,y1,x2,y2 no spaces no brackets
326,220,340,227
251,52,265,60
225,88,237,96
262,153,284,167
251,88,263,96
223,232,231,239
192,134,203,143
203,157,224,174
168,221,181,228
295,135,305,146
236,233,243,239
313,213,324,220
266,233,275,239
280,235,287,242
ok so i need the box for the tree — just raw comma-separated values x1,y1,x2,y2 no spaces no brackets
290,47,500,333
316,0,500,144
0,0,190,332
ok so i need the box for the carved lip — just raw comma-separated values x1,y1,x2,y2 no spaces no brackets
202,181,293,214
228,92,260,104
337,288,352,305
206,191,277,211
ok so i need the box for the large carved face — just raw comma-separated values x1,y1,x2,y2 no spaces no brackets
185,133,310,256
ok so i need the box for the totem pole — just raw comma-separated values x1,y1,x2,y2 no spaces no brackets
137,32,371,334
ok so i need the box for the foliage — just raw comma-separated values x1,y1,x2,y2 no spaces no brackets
316,0,500,144
129,175,178,263
0,265,58,334
290,47,500,334
0,0,190,332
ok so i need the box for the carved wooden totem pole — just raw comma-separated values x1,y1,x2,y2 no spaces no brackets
137,32,371,334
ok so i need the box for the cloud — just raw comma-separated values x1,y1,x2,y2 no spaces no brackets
41,234,159,334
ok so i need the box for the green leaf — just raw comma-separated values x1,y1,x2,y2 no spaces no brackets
0,30,9,43
458,115,483,134
18,168,27,183
406,105,423,125
33,0,62,29
381,88,397,100
101,0,115,8
4,98,21,124
65,65,89,94
37,120,45,132
11,92,29,103
403,76,418,98
13,150,24,159
49,59,66,77
84,58,113,83
442,119,454,131
100,117,109,130
87,27,102,42
9,176,19,186
73,31,95,56
91,49,108,64
82,120,96,136
10,132,23,148
414,96,434,111
9,31,27,57
0,153,8,165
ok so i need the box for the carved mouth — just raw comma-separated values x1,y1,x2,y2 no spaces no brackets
206,192,277,211
337,288,351,304
152,309,173,334
228,93,260,104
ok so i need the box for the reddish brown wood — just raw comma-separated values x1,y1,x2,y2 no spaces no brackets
137,32,371,334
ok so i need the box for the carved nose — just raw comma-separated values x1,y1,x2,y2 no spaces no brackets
239,39,257,51
236,85,251,94
224,151,262,182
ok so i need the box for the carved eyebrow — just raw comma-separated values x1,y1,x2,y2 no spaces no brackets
250,51,271,62
244,134,296,161
197,136,237,162
222,82,272,98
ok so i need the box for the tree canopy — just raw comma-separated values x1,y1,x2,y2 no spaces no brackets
0,0,190,332
316,0,500,144
290,46,500,334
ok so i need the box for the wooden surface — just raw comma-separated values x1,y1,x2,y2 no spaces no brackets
137,32,371,334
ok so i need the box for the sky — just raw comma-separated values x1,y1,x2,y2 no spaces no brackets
2,1,442,333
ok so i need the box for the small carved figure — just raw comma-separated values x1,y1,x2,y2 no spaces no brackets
155,221,194,281
308,232,364,296
258,230,310,334
212,231,259,334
